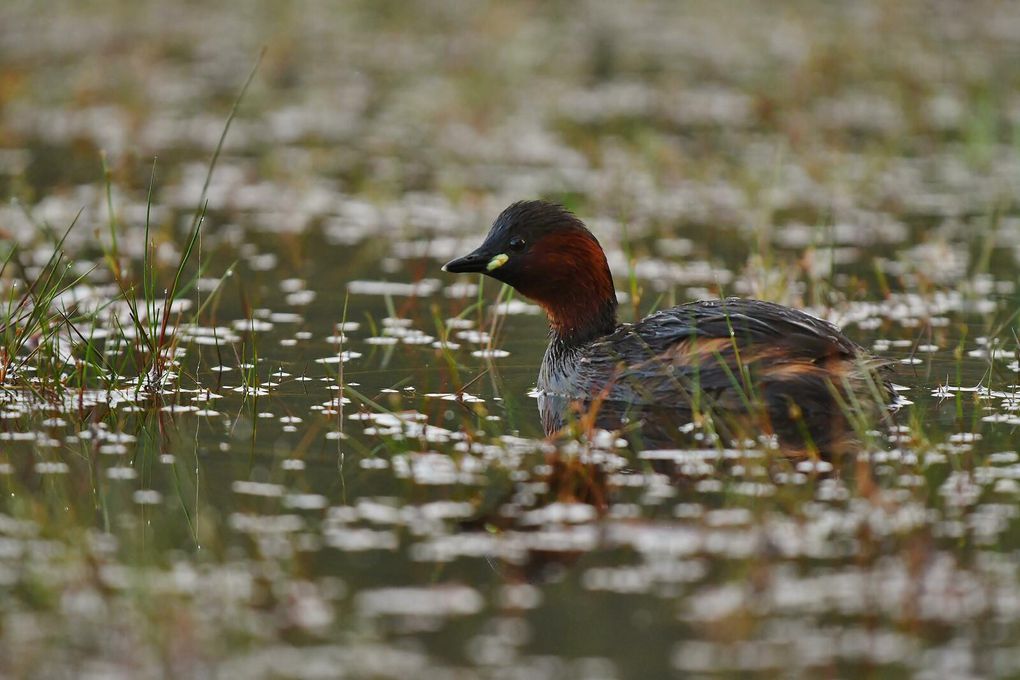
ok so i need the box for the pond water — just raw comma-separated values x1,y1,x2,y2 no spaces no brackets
2,2,1020,678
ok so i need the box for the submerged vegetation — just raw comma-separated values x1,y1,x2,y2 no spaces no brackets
1,1,1020,677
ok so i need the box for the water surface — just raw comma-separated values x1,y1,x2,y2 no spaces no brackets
2,2,1020,678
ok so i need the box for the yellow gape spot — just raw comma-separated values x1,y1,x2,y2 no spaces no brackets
486,253,509,271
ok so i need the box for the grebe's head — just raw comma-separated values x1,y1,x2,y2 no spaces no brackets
443,200,617,343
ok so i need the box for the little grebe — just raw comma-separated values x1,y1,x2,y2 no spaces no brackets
444,201,890,454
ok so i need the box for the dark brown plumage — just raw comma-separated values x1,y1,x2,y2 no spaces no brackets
445,201,892,456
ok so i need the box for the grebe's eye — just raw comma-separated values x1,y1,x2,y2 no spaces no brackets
508,236,526,252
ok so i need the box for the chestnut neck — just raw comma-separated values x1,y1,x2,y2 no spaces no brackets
515,229,619,349
543,292,619,349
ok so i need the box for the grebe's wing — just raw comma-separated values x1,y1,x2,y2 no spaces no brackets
582,297,887,405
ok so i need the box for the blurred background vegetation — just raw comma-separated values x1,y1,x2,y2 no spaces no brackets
1,1,1020,678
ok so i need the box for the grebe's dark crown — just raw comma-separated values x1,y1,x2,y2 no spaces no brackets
488,200,590,242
